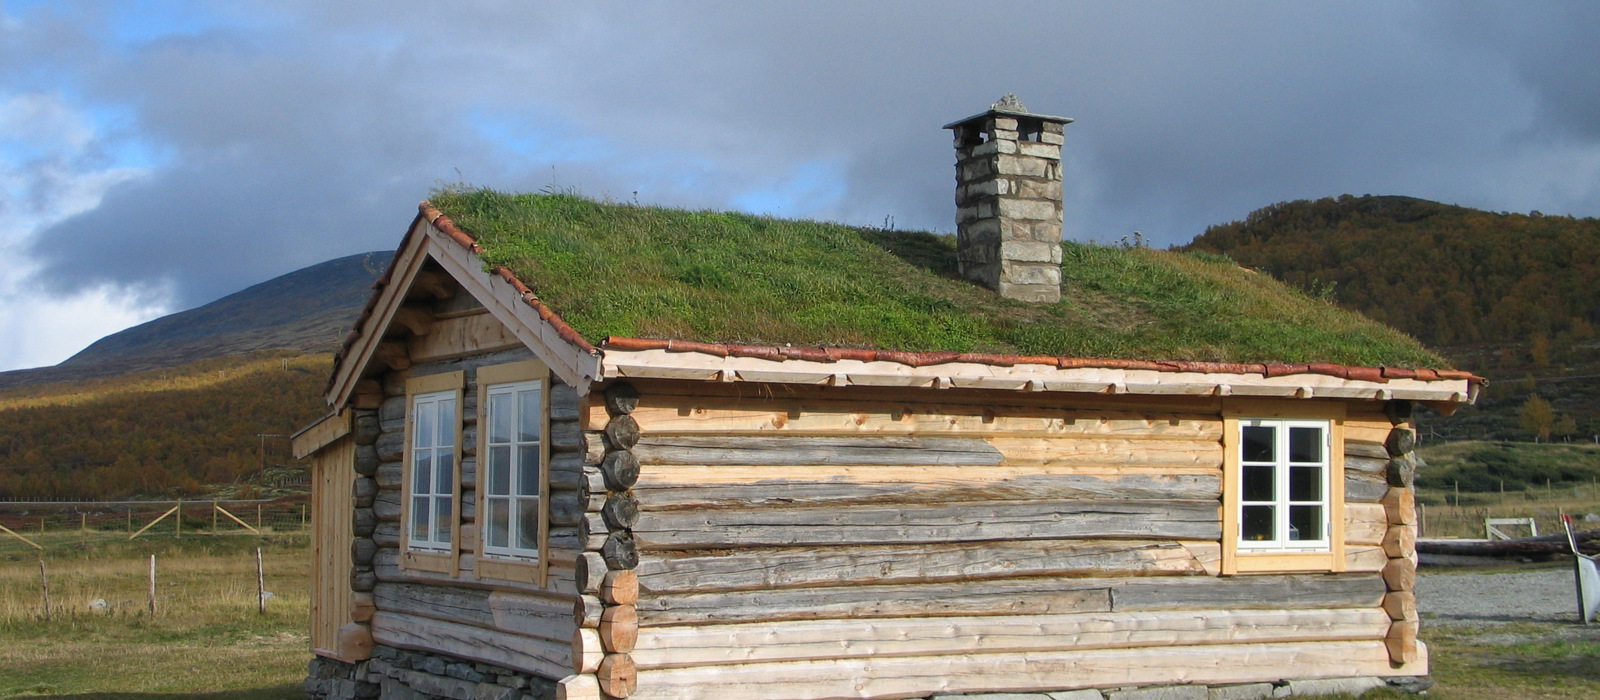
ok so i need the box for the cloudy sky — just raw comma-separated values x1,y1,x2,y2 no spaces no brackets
2,1,1597,372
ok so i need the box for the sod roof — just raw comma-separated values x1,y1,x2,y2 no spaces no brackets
425,188,1448,369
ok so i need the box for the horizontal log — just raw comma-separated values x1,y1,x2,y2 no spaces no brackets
632,470,1221,510
633,436,1005,466
1383,488,1416,525
610,397,1223,440
627,639,1425,700
632,607,1391,670
1345,472,1389,503
600,605,639,653
1345,545,1387,572
597,653,637,698
572,628,603,673
632,499,1221,549
635,540,1218,595
1345,503,1387,545
636,573,1382,626
371,582,575,643
372,548,577,593
1383,524,1417,558
603,571,639,605
371,610,575,680
1344,440,1388,461
989,437,1221,470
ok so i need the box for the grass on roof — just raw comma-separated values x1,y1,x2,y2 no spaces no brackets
428,188,1446,368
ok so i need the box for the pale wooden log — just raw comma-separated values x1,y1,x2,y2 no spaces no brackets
335,622,374,661
633,435,1005,466
408,311,521,362
1344,422,1394,445
612,397,1223,440
584,433,607,465
391,305,435,336
627,640,1426,700
374,341,410,371
556,674,601,700
631,607,1391,670
634,540,1216,595
632,471,1221,510
1344,545,1387,572
371,610,576,680
370,582,576,643
575,595,603,628
1383,591,1417,621
1382,524,1416,558
1382,557,1417,592
605,383,641,416
1344,503,1388,545
603,570,639,605
989,437,1221,470
631,499,1220,549
351,591,375,623
1383,487,1416,525
597,654,637,698
1387,619,1420,664
1180,541,1222,576
605,414,642,450
601,604,639,653
637,573,1382,626
352,380,385,410
572,627,604,672
410,269,456,301
618,377,1225,415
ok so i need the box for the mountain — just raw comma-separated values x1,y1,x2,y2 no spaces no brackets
1181,195,1600,446
0,251,392,389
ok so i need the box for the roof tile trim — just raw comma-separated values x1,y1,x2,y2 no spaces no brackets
601,336,1486,387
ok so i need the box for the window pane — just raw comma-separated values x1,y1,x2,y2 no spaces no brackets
489,392,512,444
1242,505,1275,541
435,453,454,494
435,497,452,543
487,499,509,548
518,387,543,442
1242,425,1275,462
489,446,511,496
1290,427,1323,463
411,498,429,541
518,444,541,496
414,401,435,448
412,452,432,493
1289,505,1322,541
437,399,456,447
517,498,539,551
1243,466,1275,502
1290,466,1322,502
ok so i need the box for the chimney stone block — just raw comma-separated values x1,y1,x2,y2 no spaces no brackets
1017,141,1060,158
1002,241,1064,264
997,198,1057,221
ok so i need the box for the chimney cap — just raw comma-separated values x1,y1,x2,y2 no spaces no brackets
943,94,1073,131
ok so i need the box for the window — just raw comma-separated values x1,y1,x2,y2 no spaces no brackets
1238,420,1329,551
474,359,550,584
482,379,543,560
401,371,463,573
1222,403,1345,575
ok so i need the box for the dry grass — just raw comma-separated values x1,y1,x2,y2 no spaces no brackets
0,533,309,697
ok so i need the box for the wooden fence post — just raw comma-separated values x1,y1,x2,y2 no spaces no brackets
256,547,266,615
39,560,51,621
213,501,219,533
148,555,157,617
176,498,182,539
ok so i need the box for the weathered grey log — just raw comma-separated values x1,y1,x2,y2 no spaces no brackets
633,473,1222,511
370,582,576,642
353,507,377,537
1345,454,1387,476
550,383,581,421
1110,573,1385,612
354,412,381,446
376,431,405,463
605,383,641,416
373,521,401,548
636,575,1114,626
603,451,641,492
354,445,380,476
1345,440,1388,462
1385,428,1416,457
353,477,378,508
551,419,585,452
633,499,1221,549
575,552,606,594
351,568,376,592
382,369,407,397
632,436,1005,466
551,491,586,527
373,491,401,522
1387,455,1416,488
1418,529,1600,558
635,539,1212,595
379,395,406,423
605,415,642,450
603,492,641,530
575,595,603,628
1383,399,1413,425
352,537,377,566
549,450,585,474
1345,473,1389,503
550,526,585,552
375,462,403,489
549,466,586,492
460,491,476,521
370,610,573,680
458,457,477,489
603,531,639,570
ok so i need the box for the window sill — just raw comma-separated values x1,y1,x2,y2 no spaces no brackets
400,549,454,574
1229,550,1339,574
477,556,540,584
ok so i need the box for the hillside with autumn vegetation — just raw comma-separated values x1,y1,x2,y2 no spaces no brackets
1183,195,1600,447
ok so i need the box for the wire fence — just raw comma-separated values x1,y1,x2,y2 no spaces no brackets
0,498,310,549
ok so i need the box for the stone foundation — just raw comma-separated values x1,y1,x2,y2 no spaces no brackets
304,646,556,700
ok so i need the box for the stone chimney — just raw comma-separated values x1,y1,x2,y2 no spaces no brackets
945,94,1072,303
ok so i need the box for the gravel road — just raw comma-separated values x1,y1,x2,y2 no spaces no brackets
1419,566,1584,625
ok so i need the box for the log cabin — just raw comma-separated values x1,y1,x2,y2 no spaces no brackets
294,97,1482,700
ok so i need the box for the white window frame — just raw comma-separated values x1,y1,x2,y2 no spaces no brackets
408,389,459,551
1221,400,1346,576
474,359,551,586
481,378,544,561
1236,418,1331,553
400,370,463,574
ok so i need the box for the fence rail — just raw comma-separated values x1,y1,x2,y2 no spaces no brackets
0,498,310,549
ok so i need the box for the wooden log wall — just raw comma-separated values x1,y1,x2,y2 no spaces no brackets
595,381,1426,699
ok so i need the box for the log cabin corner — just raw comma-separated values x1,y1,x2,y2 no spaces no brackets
293,96,1482,700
